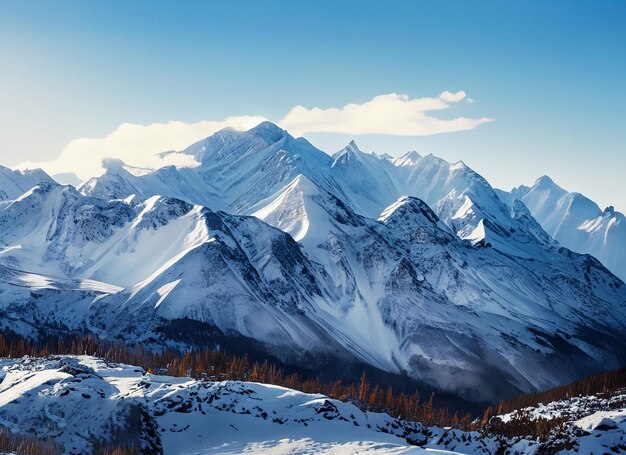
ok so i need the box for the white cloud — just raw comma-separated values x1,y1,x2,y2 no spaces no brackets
17,91,491,181
17,116,266,181
439,90,467,102
279,91,492,136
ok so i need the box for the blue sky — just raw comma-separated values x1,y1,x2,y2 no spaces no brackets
1,1,625,210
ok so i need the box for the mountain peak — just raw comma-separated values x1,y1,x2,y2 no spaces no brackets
392,150,421,167
379,196,439,224
404,150,420,161
247,121,286,141
331,140,368,165
215,125,238,135
452,160,468,170
285,174,321,196
533,175,556,188
346,139,361,152
334,140,363,157
378,196,455,243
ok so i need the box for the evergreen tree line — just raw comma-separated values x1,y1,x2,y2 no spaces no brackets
497,366,626,414
485,411,571,443
0,427,62,455
0,332,472,429
477,366,626,442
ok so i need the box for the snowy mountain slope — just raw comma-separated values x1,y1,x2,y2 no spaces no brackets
0,356,441,454
90,211,356,363
502,176,626,282
0,182,203,287
0,181,317,293
328,145,549,252
1,178,625,401
0,265,120,337
0,165,54,200
253,175,626,400
78,122,553,256
0,182,354,362
328,140,402,217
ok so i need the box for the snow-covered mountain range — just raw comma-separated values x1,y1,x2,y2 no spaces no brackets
1,122,625,403
79,122,554,256
1,355,624,454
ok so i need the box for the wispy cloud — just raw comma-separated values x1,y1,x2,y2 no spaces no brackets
17,91,491,180
280,91,492,136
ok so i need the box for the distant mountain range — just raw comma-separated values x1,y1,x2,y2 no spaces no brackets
498,176,625,282
1,121,624,402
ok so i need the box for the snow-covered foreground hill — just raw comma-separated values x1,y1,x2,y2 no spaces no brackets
1,355,624,455
0,355,443,454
